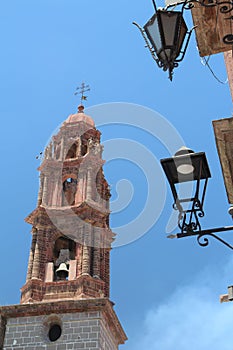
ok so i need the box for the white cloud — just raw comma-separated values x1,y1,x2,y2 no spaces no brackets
131,257,233,350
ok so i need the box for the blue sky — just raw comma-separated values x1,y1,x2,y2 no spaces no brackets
0,1,233,349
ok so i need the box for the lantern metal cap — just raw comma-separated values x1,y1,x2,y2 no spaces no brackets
174,146,194,156
160,149,211,184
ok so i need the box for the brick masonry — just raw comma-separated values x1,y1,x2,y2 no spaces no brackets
0,109,127,349
21,109,113,304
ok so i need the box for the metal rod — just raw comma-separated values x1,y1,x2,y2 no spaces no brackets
166,0,218,11
176,225,233,239
201,178,208,207
197,232,233,250
132,22,159,64
195,158,202,201
178,197,196,203
152,0,158,12
175,26,196,62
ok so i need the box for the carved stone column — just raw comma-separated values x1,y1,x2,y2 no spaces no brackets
76,137,81,157
26,230,37,281
60,137,64,160
86,169,92,201
31,239,40,280
37,176,43,206
82,245,90,275
92,227,101,278
42,176,48,206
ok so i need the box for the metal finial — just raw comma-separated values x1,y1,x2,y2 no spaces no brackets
74,82,90,106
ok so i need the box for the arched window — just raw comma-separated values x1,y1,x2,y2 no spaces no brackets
62,177,77,205
48,324,62,342
66,143,77,159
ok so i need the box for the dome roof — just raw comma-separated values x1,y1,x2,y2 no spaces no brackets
65,105,95,127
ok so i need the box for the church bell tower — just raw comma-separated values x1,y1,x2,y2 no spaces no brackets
0,105,127,349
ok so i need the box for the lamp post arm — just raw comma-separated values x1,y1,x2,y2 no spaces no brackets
197,232,233,250
152,0,158,12
165,0,217,11
168,225,233,250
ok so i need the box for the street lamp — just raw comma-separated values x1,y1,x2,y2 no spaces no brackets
133,2,193,80
133,0,233,80
161,147,233,249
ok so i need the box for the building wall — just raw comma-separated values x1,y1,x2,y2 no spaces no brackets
213,117,233,204
100,317,117,350
3,310,118,350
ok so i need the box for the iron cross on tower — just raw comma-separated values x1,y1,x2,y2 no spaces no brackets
74,82,90,105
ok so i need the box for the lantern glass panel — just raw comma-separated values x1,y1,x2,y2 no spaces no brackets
159,48,173,64
144,14,162,51
160,11,180,47
176,18,188,57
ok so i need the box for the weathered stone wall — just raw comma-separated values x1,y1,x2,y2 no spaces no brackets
0,315,6,349
213,117,233,204
0,298,127,349
3,310,118,350
100,316,118,350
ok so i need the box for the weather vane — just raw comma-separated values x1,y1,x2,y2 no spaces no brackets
74,82,90,105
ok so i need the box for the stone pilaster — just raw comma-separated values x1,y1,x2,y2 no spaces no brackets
31,240,40,280
86,168,92,201
82,245,90,275
42,176,48,206
37,176,43,206
26,230,37,281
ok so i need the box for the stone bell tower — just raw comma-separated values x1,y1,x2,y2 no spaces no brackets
0,105,127,349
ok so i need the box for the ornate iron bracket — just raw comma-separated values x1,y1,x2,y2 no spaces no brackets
166,0,233,45
168,225,233,249
174,197,204,233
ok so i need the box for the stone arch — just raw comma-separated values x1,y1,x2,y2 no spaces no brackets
66,142,78,159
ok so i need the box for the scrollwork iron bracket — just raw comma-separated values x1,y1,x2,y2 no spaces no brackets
168,225,233,250
166,0,233,45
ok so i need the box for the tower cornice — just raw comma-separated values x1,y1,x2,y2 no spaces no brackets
0,298,127,346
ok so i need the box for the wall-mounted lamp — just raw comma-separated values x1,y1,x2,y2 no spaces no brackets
133,4,193,80
160,147,233,249
133,0,233,80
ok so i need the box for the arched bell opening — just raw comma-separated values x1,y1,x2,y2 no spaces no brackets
53,236,76,281
62,177,77,206
65,141,79,159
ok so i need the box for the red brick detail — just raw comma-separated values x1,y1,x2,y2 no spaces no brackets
20,275,106,304
22,113,114,310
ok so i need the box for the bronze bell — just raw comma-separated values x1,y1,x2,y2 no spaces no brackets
55,263,69,280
